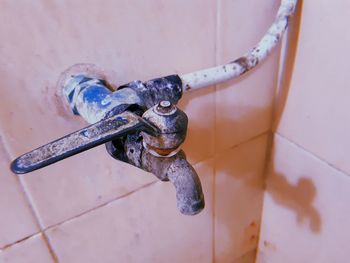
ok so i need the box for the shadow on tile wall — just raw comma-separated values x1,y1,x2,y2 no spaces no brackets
267,161,321,233
268,173,321,233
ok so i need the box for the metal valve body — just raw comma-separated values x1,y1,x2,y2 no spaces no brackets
10,72,205,215
64,74,204,215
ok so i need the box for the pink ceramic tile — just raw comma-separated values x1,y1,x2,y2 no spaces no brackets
0,234,54,263
258,134,350,263
255,251,268,263
215,134,268,263
19,148,156,228
233,250,257,263
215,0,280,152
0,0,216,228
276,0,350,175
46,159,214,263
178,86,215,164
0,137,38,248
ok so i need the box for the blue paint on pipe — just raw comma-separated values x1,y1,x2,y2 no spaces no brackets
64,75,115,120
81,85,112,107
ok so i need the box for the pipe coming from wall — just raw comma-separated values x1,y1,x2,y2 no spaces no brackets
180,0,298,92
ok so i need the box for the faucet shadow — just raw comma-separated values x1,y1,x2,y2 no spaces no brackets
263,0,321,234
266,170,321,233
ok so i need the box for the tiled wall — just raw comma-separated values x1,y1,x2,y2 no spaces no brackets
0,1,280,262
257,1,350,262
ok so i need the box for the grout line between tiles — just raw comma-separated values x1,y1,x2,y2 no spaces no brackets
194,130,271,167
254,132,273,263
0,176,158,254
0,134,45,230
0,134,59,261
41,232,59,263
43,150,223,232
0,232,41,251
0,232,58,263
222,130,270,155
212,0,221,261
212,122,217,263
190,129,270,168
43,180,158,231
260,131,274,188
275,133,350,179
0,127,160,258
17,177,47,229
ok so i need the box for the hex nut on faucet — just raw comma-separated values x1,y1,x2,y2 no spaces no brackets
141,100,188,156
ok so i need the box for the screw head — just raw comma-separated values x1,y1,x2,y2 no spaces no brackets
155,100,176,115
159,100,171,108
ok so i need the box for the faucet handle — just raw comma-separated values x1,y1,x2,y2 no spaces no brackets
11,111,159,174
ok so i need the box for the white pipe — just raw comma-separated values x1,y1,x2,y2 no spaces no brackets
180,0,298,92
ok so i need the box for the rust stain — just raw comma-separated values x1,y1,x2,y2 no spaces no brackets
231,57,249,73
250,221,257,228
263,240,277,251
147,144,178,156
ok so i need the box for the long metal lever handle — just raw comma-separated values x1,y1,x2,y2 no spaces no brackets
11,111,159,174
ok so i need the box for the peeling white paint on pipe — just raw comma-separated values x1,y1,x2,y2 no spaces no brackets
180,0,298,92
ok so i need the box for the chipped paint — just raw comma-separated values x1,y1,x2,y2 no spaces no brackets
63,74,183,124
118,75,183,109
180,0,298,91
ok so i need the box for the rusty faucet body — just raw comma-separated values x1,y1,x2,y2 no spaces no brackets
63,75,205,215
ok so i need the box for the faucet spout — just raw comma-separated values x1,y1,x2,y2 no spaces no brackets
139,149,205,215
166,156,205,215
